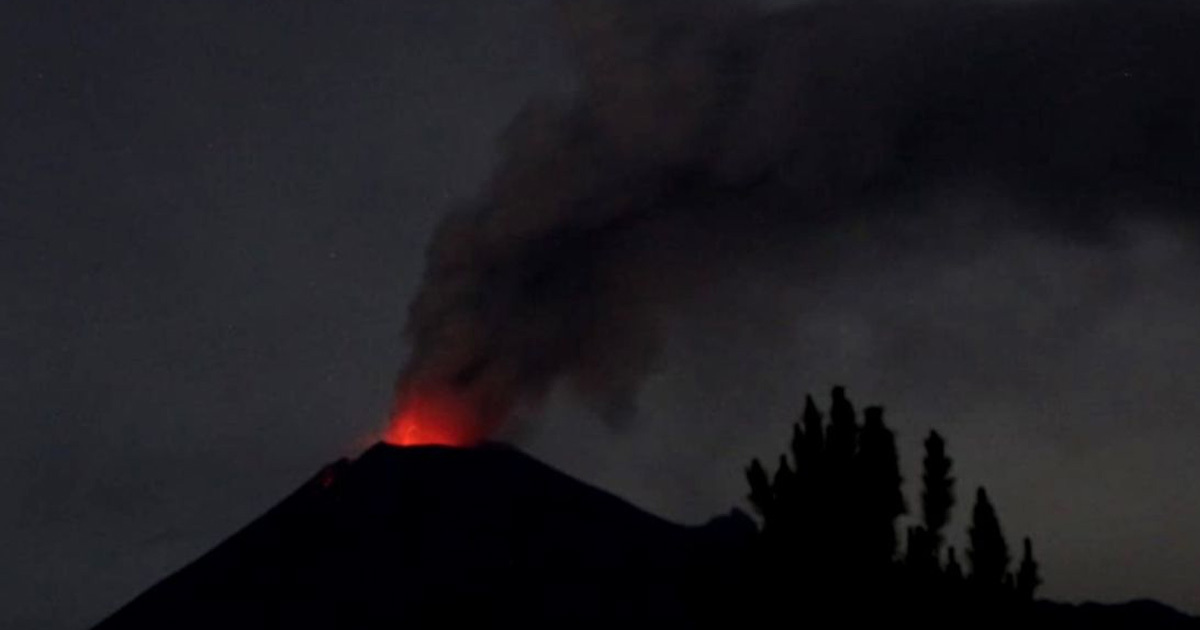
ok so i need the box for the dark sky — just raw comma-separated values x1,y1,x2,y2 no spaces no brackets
2,1,1199,628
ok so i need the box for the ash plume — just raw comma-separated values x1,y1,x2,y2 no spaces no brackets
396,0,1200,434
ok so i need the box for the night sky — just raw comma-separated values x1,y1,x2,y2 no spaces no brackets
3,1,1199,628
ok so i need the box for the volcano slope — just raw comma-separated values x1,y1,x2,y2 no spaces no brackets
92,443,754,629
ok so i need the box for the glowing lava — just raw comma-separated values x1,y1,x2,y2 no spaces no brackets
383,387,482,447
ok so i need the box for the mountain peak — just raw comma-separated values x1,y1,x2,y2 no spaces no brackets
95,442,752,629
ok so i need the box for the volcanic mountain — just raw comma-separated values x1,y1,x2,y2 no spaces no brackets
93,442,755,629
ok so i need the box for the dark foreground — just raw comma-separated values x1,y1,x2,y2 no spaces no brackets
94,443,752,628
94,443,1197,629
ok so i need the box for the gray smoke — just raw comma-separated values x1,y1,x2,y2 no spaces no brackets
397,0,1200,435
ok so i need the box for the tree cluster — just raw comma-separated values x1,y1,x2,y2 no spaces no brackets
745,387,1040,625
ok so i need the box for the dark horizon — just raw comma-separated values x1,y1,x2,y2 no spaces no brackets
91,433,1198,629
4,1,1200,627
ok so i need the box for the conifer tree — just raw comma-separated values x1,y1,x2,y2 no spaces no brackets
827,386,858,465
967,487,1011,591
783,425,807,532
825,386,859,559
1015,537,1042,601
921,430,955,562
905,525,933,574
858,406,906,564
801,395,824,465
743,387,1046,623
789,422,805,474
797,396,825,536
770,455,798,557
746,458,773,522
774,455,794,493
904,525,928,567
945,546,964,583
773,455,795,519
793,395,828,572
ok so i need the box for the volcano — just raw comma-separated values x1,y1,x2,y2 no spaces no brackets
93,442,755,629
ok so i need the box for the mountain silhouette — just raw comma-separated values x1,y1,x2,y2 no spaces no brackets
1030,599,1200,630
93,441,1198,628
93,442,754,629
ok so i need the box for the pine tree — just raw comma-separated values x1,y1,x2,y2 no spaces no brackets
795,395,828,574
801,395,824,465
773,455,795,521
746,458,773,522
827,386,858,465
857,406,906,564
774,455,795,494
789,422,805,475
1015,537,1042,601
904,525,927,566
967,487,1011,592
825,386,859,559
783,424,806,530
797,395,825,530
945,546,964,583
921,430,955,563
905,525,932,573
740,388,1056,629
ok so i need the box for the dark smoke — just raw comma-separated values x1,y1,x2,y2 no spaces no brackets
398,0,1200,433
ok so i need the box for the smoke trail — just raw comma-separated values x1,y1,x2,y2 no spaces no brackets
393,0,1200,437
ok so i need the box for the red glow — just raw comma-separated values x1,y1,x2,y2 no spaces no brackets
384,387,482,447
318,467,337,489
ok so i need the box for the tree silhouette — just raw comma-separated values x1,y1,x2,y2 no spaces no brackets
857,406,906,566
795,395,826,566
771,454,797,537
921,430,955,561
945,546,964,583
743,387,1040,625
967,487,1011,593
746,458,773,523
826,386,858,466
824,386,859,578
1016,537,1042,601
800,395,824,463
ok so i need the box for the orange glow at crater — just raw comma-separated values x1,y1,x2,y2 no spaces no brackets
384,387,482,447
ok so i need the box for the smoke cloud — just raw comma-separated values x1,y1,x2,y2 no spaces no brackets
396,0,1200,435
